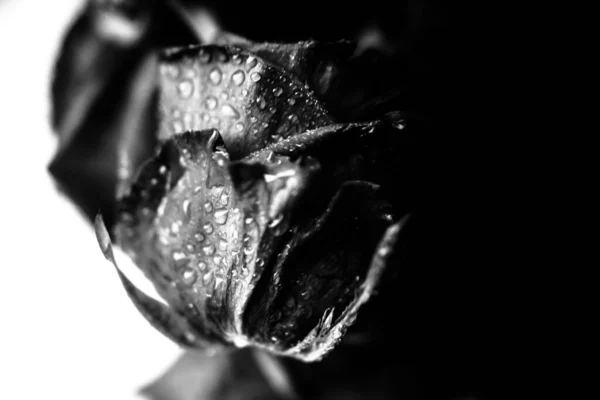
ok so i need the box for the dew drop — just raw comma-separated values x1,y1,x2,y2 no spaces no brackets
202,244,215,256
268,214,284,228
244,217,254,225
221,104,240,119
232,54,243,65
234,122,244,132
203,201,213,213
218,239,228,251
158,165,167,175
194,232,205,242
220,91,229,100
218,191,229,206
214,209,228,225
198,50,211,63
246,56,257,69
202,271,214,286
181,268,197,285
186,243,195,252
171,120,184,133
213,255,223,265
209,67,222,85
198,261,207,271
257,97,266,109
203,223,214,234
241,89,249,96
206,96,218,110
182,199,191,218
288,98,296,106
177,80,194,98
232,70,245,86
273,87,283,97
250,72,261,82
164,64,180,79
171,222,180,234
250,116,257,123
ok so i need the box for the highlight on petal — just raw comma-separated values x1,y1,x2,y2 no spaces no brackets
94,213,209,348
157,44,333,158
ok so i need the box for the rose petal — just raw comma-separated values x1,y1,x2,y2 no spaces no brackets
49,0,200,227
94,213,211,349
113,129,320,348
157,44,333,158
216,36,356,100
243,181,402,361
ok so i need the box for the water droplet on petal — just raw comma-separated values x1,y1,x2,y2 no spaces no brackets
202,244,215,256
203,223,213,234
246,56,257,69
241,89,249,96
288,98,296,106
273,87,283,97
232,54,243,65
269,214,284,228
250,72,261,82
257,97,266,109
232,70,245,86
198,261,207,271
235,122,244,132
171,222,180,234
163,64,180,79
178,80,194,98
221,104,240,119
218,239,228,251
182,199,191,218
181,268,197,285
186,243,195,252
202,271,214,286
204,201,213,213
199,50,211,63
194,232,205,242
172,120,184,133
244,217,254,225
206,96,218,110
214,209,228,225
209,67,222,85
213,255,223,265
220,92,229,100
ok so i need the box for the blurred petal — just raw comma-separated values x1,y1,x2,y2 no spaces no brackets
49,0,200,227
141,349,288,400
157,45,332,158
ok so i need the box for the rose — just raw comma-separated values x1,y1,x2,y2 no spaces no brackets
51,0,415,366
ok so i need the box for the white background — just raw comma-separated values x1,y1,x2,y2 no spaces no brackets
0,1,183,398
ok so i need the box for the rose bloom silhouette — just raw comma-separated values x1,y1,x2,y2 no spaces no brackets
48,0,428,399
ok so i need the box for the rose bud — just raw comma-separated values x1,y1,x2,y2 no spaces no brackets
89,40,411,361
51,0,417,366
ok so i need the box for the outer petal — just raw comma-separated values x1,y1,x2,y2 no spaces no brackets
157,45,333,158
215,36,356,100
113,129,319,349
242,181,404,361
49,0,200,227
